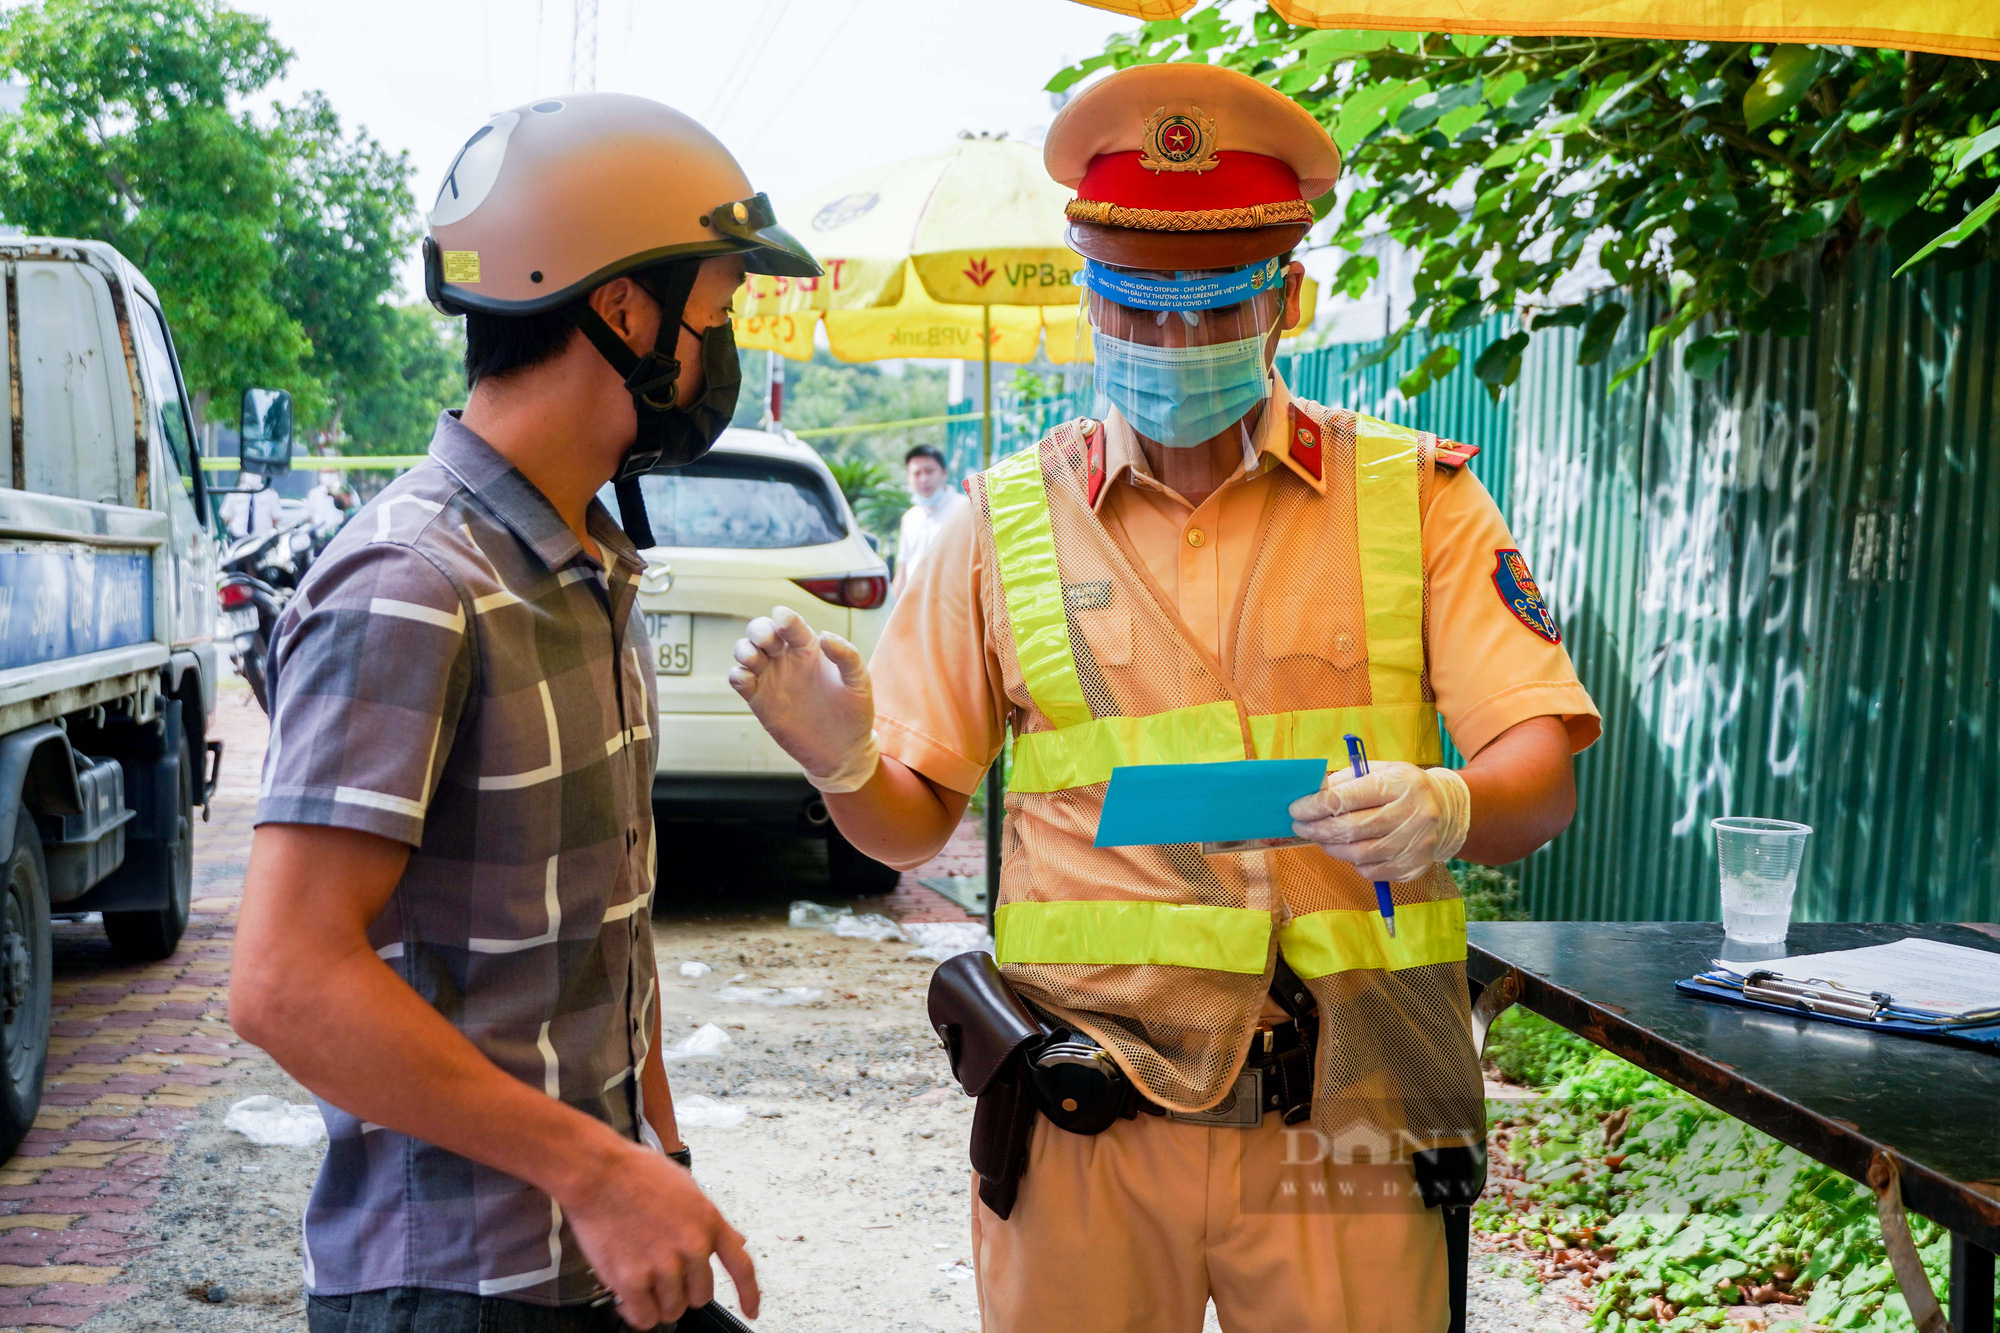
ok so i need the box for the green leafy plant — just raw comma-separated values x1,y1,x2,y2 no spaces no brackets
1454,862,1529,921
1009,367,1053,401
1475,1019,1984,1331
1482,1006,1596,1089
821,451,906,543
1053,11,2000,396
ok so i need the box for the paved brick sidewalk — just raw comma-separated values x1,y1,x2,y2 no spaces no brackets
862,816,986,926
0,689,268,1330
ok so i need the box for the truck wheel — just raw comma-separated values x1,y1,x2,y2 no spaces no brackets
826,827,901,896
0,803,52,1159
102,735,193,963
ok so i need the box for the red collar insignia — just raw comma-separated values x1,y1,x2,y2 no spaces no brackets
1083,420,1107,507
1436,438,1482,470
1287,403,1323,481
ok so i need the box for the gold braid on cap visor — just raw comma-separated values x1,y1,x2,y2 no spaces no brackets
1066,198,1314,232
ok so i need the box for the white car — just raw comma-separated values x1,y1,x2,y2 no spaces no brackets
611,428,900,893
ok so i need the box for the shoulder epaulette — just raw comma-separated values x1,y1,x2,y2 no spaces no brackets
1435,438,1481,470
1287,402,1323,481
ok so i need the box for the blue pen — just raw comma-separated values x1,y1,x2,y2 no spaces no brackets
1342,733,1396,937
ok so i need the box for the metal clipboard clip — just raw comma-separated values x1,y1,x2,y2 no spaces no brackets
1741,971,1891,1022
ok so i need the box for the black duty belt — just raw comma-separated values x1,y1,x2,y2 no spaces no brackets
1143,1020,1316,1128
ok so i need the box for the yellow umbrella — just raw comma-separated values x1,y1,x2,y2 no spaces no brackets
735,136,1084,473
1069,0,1998,60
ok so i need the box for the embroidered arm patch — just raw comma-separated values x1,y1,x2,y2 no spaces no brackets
1493,549,1561,643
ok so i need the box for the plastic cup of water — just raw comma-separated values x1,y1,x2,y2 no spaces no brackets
1712,817,1812,945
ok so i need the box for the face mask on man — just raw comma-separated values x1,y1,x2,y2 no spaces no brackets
616,318,742,480
915,482,954,511
1092,327,1273,449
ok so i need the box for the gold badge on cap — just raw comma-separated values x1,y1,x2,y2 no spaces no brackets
1139,106,1220,175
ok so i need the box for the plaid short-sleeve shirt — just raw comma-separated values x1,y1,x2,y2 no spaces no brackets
257,413,659,1305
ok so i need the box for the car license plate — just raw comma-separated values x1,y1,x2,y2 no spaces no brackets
223,608,260,636
644,612,693,675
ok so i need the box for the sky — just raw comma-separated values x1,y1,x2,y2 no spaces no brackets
244,0,1141,297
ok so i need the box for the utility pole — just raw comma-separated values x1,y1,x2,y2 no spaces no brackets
570,0,598,92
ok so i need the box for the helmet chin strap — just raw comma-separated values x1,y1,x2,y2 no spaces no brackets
564,263,701,551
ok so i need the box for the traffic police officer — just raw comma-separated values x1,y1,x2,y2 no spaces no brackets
729,62,1600,1333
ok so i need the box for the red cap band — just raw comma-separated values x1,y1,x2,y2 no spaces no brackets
1075,151,1304,214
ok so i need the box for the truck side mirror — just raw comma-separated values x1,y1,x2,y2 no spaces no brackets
238,388,293,478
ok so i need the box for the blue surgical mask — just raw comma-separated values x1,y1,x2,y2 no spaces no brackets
1092,329,1272,448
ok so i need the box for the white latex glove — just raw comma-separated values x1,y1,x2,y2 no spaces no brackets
727,607,880,793
1287,763,1472,884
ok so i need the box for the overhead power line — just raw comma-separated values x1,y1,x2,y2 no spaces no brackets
745,0,865,150
708,0,793,129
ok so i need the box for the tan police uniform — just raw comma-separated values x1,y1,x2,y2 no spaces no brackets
870,63,1601,1333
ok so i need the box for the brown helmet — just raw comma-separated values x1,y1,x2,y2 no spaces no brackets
423,92,821,316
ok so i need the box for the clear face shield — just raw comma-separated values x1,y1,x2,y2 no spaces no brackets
1081,257,1288,449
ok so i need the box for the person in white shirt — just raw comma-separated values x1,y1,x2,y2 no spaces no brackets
219,483,282,539
304,473,355,534
892,443,968,597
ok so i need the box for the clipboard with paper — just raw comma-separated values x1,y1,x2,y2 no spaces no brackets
1676,937,2000,1053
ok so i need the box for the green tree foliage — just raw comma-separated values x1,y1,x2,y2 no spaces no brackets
0,0,307,405
778,350,951,454
1453,862,1530,921
337,305,464,455
0,0,428,436
270,93,427,441
1053,11,2000,396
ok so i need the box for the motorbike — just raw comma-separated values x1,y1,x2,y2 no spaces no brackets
217,516,340,713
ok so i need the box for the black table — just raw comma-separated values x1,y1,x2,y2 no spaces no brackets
1467,921,2000,1333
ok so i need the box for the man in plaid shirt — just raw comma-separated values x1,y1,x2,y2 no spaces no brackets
230,95,822,1333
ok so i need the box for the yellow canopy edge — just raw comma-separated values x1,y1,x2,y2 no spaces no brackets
734,266,1318,364
1069,0,2000,60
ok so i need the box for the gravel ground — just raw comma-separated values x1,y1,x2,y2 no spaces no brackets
1467,1241,1595,1333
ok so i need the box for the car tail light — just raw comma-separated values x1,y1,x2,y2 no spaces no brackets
792,574,888,610
218,581,254,611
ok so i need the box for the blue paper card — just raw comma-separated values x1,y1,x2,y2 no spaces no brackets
1093,759,1328,848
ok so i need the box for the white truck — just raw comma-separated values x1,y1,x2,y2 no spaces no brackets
0,238,285,1157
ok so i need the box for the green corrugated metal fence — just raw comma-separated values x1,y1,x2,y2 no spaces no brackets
1509,247,2000,923
1281,248,2000,924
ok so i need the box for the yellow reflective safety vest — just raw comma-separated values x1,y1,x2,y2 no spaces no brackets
967,401,1482,1149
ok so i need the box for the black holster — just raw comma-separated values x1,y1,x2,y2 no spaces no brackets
1412,1143,1488,1208
927,951,1050,1220
1274,955,1485,1209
